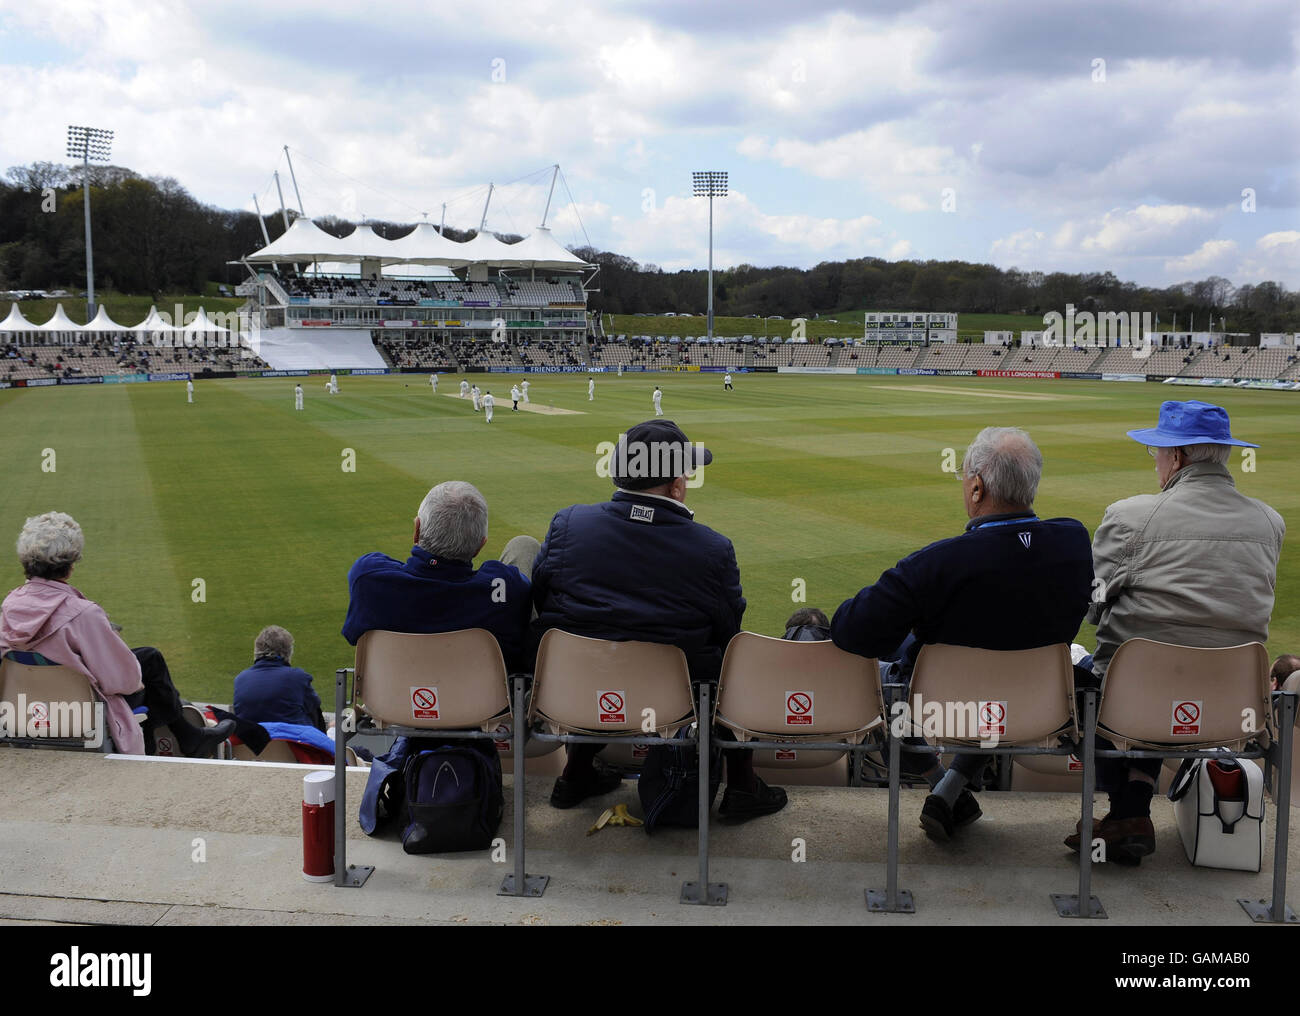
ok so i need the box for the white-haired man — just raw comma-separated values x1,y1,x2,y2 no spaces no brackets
1068,400,1285,864
233,625,325,731
342,481,537,673
0,512,234,756
832,427,1093,840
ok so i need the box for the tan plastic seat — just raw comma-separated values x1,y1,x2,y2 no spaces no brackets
0,656,110,750
1272,670,1300,807
715,632,882,772
529,630,694,738
1097,639,1270,752
355,629,510,731
907,643,1077,750
231,739,300,762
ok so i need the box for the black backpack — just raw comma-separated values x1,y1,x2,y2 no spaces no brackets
637,724,724,833
401,740,504,854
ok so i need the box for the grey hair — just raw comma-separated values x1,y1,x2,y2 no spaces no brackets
254,625,294,662
962,427,1043,507
1178,443,1231,466
17,512,84,580
417,481,489,561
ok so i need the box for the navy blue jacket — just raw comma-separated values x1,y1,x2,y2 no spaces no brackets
342,546,532,673
530,490,745,683
831,512,1093,674
233,657,324,730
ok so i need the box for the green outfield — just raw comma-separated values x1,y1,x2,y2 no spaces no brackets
1,372,1295,704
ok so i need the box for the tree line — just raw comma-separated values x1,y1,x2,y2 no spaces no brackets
1,161,1294,333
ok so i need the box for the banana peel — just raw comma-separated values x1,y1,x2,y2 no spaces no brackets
586,803,643,836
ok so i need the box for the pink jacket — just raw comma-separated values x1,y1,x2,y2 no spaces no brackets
0,578,146,755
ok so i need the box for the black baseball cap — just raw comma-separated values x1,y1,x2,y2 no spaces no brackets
611,419,713,490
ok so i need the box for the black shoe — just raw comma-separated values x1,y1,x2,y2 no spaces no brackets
920,789,981,840
550,759,623,809
718,776,787,824
180,719,235,759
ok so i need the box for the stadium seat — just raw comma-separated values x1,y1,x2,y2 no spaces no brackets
332,628,518,891
0,654,113,752
874,643,1077,915
1282,672,1300,808
526,630,721,903
1088,638,1295,923
714,632,882,787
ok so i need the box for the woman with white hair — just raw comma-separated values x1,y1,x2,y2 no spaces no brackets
0,512,234,756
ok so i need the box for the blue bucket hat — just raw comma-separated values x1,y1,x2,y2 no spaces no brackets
1126,400,1258,449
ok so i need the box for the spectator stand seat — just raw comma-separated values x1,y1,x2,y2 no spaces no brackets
332,628,517,891
525,629,720,903
0,652,115,753
879,643,1080,916
1087,638,1294,923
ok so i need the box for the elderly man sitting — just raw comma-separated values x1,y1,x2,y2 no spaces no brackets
832,427,1093,839
0,512,234,756
342,481,537,674
1070,400,1285,863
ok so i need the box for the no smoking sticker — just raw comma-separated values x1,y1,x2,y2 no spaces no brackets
1067,753,1083,772
632,743,650,759
157,736,175,756
29,702,48,730
774,748,798,761
785,690,814,726
1171,699,1202,736
597,690,626,724
493,723,510,752
410,686,439,721
978,700,1007,738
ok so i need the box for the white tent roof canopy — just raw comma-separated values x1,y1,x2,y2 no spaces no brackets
245,218,590,271
35,304,82,332
131,307,178,333
0,303,33,331
83,305,126,332
182,307,229,334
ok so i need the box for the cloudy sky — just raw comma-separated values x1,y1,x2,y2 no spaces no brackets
1,0,1296,286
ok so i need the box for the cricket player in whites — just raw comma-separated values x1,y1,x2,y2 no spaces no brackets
471,384,482,411
483,390,495,423
617,362,624,377
431,373,438,394
460,378,470,399
521,379,530,403
588,376,595,401
186,379,194,403
326,373,340,395
294,383,303,411
724,372,734,391
511,384,521,411
652,386,663,416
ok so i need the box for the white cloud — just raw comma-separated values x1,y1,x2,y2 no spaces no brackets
1079,205,1219,255
1164,239,1238,274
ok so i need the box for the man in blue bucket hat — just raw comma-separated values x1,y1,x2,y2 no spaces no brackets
1067,400,1284,864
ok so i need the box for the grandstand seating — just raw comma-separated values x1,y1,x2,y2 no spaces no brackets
681,343,746,367
1184,348,1242,378
1236,348,1294,380
0,340,266,380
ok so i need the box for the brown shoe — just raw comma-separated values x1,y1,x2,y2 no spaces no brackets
1065,814,1153,865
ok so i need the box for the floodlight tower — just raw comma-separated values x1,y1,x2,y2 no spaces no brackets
66,125,113,320
692,171,727,341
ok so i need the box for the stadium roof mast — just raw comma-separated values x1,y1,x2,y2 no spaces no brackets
66,125,112,320
283,146,306,216
539,164,559,229
692,171,727,341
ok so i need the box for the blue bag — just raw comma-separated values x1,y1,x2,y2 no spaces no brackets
638,724,723,834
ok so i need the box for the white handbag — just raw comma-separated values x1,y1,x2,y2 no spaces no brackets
1167,753,1264,872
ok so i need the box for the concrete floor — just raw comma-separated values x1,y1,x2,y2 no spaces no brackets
0,746,1294,926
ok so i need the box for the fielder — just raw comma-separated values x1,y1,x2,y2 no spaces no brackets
521,379,530,403
483,390,494,423
460,379,470,398
294,383,303,411
471,384,481,411
652,386,663,416
327,373,339,394
186,379,194,404
588,376,595,401
431,374,439,393
724,373,733,391
617,363,624,377
511,385,521,411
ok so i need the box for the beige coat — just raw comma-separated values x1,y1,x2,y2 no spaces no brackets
1088,461,1285,680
